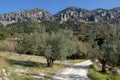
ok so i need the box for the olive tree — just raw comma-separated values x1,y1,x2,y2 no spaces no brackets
17,30,76,67
42,31,76,67
90,27,120,73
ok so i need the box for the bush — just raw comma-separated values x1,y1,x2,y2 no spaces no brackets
0,40,15,52
0,41,8,51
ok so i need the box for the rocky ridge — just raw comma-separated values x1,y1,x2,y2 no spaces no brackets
0,8,53,25
1,7,120,25
54,7,120,24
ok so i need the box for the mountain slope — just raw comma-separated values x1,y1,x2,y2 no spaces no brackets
0,8,53,25
54,7,120,24
1,7,120,25
54,7,90,23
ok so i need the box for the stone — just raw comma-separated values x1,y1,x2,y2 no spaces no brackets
3,72,8,77
1,69,5,73
111,67,120,75
7,72,11,76
3,77,9,80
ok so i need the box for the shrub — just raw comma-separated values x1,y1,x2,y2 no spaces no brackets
0,40,15,52
0,41,8,51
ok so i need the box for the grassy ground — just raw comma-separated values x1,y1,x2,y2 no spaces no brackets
88,65,120,80
0,51,84,80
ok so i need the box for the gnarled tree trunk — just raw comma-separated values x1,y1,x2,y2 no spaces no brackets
99,59,106,73
46,58,54,67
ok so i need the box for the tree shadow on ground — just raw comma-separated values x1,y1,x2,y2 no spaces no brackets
69,65,89,70
6,59,46,68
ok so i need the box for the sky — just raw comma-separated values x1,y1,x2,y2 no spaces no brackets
0,0,120,14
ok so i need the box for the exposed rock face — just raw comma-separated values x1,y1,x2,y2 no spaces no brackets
54,7,90,23
0,8,53,25
1,7,120,25
54,7,120,24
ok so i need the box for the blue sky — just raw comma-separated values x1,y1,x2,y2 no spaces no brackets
0,0,120,14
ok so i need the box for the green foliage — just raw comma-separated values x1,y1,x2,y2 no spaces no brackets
41,31,76,60
67,40,89,59
0,32,9,40
7,20,40,36
89,27,120,73
41,21,60,33
0,41,8,51
0,26,10,40
17,30,76,67
1,19,120,69
11,73,35,80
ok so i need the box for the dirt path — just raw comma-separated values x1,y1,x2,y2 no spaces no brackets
52,60,92,80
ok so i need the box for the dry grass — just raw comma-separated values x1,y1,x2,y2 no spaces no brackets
0,52,66,80
0,52,46,63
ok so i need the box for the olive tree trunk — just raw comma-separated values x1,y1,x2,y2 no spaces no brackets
99,59,106,73
46,58,55,67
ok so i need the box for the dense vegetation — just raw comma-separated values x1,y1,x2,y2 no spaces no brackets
0,20,120,79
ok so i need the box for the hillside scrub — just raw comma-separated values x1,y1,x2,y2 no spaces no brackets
0,40,15,52
13,21,95,64
0,20,120,71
